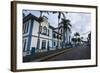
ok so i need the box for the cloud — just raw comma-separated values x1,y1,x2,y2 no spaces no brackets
66,12,91,34
23,10,91,40
66,12,91,41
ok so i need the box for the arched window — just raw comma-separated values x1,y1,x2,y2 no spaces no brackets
43,26,47,35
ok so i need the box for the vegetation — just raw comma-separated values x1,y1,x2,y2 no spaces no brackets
87,32,91,46
52,11,68,49
60,18,72,48
72,32,81,46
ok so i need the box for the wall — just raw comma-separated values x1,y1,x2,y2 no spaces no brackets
0,0,99,73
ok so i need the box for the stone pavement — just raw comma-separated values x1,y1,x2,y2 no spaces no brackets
23,48,72,62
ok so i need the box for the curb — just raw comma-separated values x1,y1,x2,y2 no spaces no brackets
34,48,72,61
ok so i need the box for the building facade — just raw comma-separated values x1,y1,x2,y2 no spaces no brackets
23,13,71,56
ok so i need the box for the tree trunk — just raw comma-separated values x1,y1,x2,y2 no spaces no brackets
36,22,41,50
63,29,65,48
37,12,42,52
66,30,68,48
57,18,60,49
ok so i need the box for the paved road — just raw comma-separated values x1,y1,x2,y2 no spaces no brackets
44,45,91,61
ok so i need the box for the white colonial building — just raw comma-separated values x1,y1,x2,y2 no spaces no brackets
23,13,71,56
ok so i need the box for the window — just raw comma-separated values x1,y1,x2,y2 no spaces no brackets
41,40,46,49
57,34,59,39
54,41,56,46
47,41,49,49
23,21,29,34
48,29,49,36
53,33,56,38
23,39,27,52
61,29,62,33
26,22,29,33
23,23,26,33
23,24,25,34
43,26,47,35
39,26,42,33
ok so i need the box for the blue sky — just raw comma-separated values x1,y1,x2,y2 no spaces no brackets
23,10,91,40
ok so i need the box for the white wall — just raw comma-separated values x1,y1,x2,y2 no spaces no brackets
32,20,39,36
30,36,38,50
0,0,99,73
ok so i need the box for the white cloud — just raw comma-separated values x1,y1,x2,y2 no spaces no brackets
66,12,91,39
23,10,91,40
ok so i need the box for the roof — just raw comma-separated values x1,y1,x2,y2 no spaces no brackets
49,25,55,30
23,13,39,23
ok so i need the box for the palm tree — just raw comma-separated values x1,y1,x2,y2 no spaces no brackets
72,37,75,46
52,11,68,49
74,32,80,45
36,11,49,51
52,11,67,21
60,18,72,48
87,32,91,46
80,37,84,44
81,37,83,40
74,32,80,37
77,37,81,45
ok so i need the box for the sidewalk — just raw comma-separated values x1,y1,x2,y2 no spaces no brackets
23,48,72,62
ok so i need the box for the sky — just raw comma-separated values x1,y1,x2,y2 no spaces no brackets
23,10,91,41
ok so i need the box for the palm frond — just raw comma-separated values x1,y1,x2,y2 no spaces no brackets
68,23,72,27
61,12,66,19
74,32,80,36
52,11,57,14
58,12,61,19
